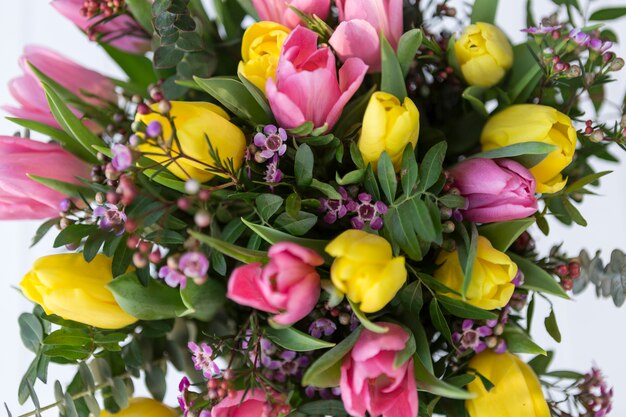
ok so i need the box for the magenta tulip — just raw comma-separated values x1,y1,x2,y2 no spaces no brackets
3,46,117,128
227,242,324,326
340,323,418,417
266,27,368,132
0,136,90,220
329,0,403,71
51,0,150,54
251,0,331,28
450,158,538,223
211,389,289,417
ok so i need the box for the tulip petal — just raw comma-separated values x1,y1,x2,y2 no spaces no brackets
330,20,381,71
326,57,369,129
227,263,278,314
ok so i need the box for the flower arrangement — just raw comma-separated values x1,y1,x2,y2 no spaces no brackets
4,0,626,416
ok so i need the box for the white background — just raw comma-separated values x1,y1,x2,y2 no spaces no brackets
2,0,626,415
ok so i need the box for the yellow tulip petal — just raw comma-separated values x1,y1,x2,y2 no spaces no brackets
101,398,179,417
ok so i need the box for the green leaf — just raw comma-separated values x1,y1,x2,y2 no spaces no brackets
412,198,437,243
394,329,416,368
310,179,343,200
502,325,546,355
544,308,562,343
506,43,546,103
363,165,381,201
297,400,348,416
6,117,89,159
295,144,314,187
28,175,93,200
384,204,422,260
19,313,43,353
590,7,626,20
275,211,318,236
111,377,129,409
145,365,166,402
479,219,535,252
264,327,335,352
302,327,363,387
397,29,423,77
285,193,302,218
377,152,398,202
108,272,189,320
564,170,612,193
458,223,479,298
193,76,270,124
381,35,407,100
180,279,226,321
462,87,489,118
398,281,424,316
348,299,389,334
509,252,569,299
562,198,587,227
429,299,452,343
418,142,447,192
437,295,498,320
44,346,91,361
336,169,366,186
413,354,476,399
101,44,156,93
238,72,272,117
469,142,557,165
31,218,59,248
53,224,98,248
438,194,466,209
471,0,499,23
288,121,314,137
400,144,418,195
256,194,284,221
126,0,153,31
43,329,91,347
190,230,267,264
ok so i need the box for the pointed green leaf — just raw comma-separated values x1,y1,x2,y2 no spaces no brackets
479,218,535,252
189,230,267,264
264,326,336,352
381,35,407,99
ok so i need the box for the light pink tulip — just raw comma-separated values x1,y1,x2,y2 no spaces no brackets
3,46,117,128
266,27,368,132
340,323,418,417
330,0,403,72
211,389,289,417
450,158,538,223
251,0,331,28
227,242,324,326
0,136,90,220
51,0,151,54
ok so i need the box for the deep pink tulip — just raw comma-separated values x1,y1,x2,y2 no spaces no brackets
51,0,150,54
340,323,418,417
450,158,538,223
266,27,368,132
330,0,403,71
251,0,330,28
3,46,117,128
211,389,288,417
0,136,90,220
227,242,324,326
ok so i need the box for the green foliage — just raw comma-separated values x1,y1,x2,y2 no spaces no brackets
479,219,535,252
264,327,335,351
502,325,546,355
381,35,407,100
471,0,499,23
510,253,569,299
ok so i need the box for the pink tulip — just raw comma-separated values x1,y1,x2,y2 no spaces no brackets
211,389,289,417
330,0,403,71
227,242,324,326
0,136,90,220
51,0,150,54
3,46,117,128
266,27,368,132
340,323,418,417
449,158,538,223
251,0,331,28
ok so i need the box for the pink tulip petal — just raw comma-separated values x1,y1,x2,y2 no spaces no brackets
330,20,382,71
326,57,368,129
226,263,278,313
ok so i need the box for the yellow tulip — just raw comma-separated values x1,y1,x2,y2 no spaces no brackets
358,92,420,171
238,21,290,92
434,236,517,310
466,350,550,417
100,398,179,417
20,254,138,329
326,230,406,313
454,22,513,87
136,101,246,183
481,104,577,193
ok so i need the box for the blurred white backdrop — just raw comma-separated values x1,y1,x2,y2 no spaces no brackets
2,0,626,415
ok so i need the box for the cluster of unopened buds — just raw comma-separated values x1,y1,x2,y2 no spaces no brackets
177,180,213,228
125,235,161,268
80,0,125,18
435,3,457,17
554,259,581,291
575,367,614,417
452,311,509,355
319,186,388,230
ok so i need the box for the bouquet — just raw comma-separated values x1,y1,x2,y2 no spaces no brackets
4,0,625,416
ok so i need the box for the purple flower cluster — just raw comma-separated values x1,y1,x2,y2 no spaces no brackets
111,144,133,171
178,377,211,417
452,312,509,354
246,125,288,191
309,318,337,338
569,29,613,53
255,338,310,383
93,203,126,235
319,187,388,230
577,367,613,417
158,251,209,288
521,24,562,34
189,341,220,378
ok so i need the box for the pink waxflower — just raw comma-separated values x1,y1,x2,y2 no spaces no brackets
340,323,418,417
51,0,151,54
266,27,368,132
227,242,324,326
3,46,116,128
0,136,90,220
211,389,289,417
449,158,538,223
329,0,403,71
251,0,330,28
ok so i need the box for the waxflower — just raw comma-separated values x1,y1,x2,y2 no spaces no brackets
434,236,517,310
348,192,388,230
466,351,550,417
20,254,138,329
188,341,220,378
253,125,288,161
266,27,368,132
211,389,289,417
239,22,290,92
330,0,403,71
449,158,538,223
454,22,513,87
358,91,420,171
326,230,406,313
135,101,246,183
0,136,90,220
480,104,577,193
251,0,330,29
111,144,133,171
93,203,127,235
227,242,324,325
340,323,418,417
100,398,179,417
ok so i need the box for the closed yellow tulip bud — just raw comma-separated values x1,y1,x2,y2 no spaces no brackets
136,101,246,183
454,22,513,87
100,398,179,417
358,92,420,171
326,230,407,313
481,104,577,194
434,236,517,310
238,21,290,92
20,254,138,329
466,350,550,417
